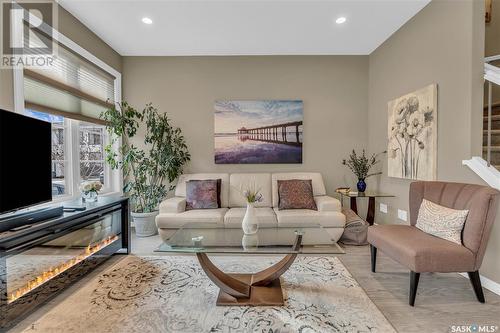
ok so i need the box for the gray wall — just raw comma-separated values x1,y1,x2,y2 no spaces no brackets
367,0,500,283
123,56,369,196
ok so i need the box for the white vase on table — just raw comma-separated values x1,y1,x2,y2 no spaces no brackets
242,202,258,235
242,234,259,250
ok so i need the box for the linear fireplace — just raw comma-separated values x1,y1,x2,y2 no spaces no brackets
0,196,129,330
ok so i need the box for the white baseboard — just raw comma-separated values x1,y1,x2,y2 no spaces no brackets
459,272,500,296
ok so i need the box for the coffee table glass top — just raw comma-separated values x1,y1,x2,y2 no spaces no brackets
156,224,344,254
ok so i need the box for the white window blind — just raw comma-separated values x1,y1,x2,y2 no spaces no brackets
23,28,115,125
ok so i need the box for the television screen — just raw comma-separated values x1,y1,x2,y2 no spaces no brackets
0,109,52,214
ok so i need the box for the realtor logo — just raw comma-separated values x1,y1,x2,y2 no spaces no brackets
1,0,56,68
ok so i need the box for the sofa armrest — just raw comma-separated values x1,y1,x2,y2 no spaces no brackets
314,195,341,212
159,197,186,214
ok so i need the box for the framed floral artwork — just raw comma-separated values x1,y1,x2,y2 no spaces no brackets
387,84,437,180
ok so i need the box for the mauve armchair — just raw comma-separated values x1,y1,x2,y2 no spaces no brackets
368,181,499,306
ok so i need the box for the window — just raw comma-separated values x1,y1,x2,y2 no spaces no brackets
79,122,108,188
26,110,69,197
12,8,122,202
25,110,114,199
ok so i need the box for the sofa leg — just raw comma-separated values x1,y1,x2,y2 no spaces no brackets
468,271,485,303
409,271,420,306
370,245,377,273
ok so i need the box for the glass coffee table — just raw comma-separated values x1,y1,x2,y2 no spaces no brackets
156,224,342,306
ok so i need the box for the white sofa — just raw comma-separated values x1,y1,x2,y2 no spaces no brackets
155,172,346,244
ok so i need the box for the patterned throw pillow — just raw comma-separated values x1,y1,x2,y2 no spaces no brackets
415,199,469,245
185,179,221,210
278,179,317,210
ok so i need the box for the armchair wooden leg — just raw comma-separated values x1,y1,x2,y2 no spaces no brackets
370,245,377,273
409,271,420,306
468,271,485,303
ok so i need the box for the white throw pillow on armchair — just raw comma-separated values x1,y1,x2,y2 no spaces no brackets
415,199,469,245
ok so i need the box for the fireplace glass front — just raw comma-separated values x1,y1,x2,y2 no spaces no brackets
3,208,121,303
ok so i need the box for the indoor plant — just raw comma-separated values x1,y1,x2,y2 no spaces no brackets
239,185,263,235
342,150,385,192
101,102,191,237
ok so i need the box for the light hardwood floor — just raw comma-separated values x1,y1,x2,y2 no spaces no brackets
9,231,500,333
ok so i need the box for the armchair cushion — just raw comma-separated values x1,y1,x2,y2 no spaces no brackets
159,197,186,214
314,195,341,212
415,199,468,245
368,224,475,273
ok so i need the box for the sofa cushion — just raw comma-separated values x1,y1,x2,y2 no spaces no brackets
272,173,326,207
415,199,468,245
155,208,228,228
273,208,345,228
277,179,317,210
185,179,220,210
314,196,341,212
229,173,272,207
175,173,230,207
224,207,278,228
368,224,475,273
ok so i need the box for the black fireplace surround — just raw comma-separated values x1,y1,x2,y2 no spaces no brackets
0,196,129,331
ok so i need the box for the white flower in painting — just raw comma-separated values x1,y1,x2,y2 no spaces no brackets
407,113,424,137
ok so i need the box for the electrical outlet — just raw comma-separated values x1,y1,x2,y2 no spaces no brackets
398,209,407,222
380,203,388,214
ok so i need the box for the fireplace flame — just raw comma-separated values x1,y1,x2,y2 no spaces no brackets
8,235,119,303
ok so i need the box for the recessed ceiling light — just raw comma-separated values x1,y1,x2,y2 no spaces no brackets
336,17,347,24
142,17,153,25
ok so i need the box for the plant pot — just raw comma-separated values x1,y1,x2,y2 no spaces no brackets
242,203,258,235
132,211,159,237
357,179,367,193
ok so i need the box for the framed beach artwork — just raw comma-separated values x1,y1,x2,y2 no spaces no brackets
214,100,303,164
387,84,437,180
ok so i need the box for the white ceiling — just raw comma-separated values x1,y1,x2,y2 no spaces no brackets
57,0,431,56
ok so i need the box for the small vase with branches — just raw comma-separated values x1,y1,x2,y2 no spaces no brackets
342,150,385,192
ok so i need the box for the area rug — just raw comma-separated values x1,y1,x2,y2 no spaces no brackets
21,255,395,333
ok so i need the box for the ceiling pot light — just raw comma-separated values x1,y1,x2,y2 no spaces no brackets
142,17,153,25
336,17,347,24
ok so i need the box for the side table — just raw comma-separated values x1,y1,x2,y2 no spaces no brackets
337,191,394,225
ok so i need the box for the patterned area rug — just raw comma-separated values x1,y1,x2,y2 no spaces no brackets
21,255,395,333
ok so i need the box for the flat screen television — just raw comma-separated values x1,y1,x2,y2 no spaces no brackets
0,109,52,214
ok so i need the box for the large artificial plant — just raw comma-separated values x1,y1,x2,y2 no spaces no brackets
101,102,191,213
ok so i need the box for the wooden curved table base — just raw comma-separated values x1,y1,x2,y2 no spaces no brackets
196,234,303,306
